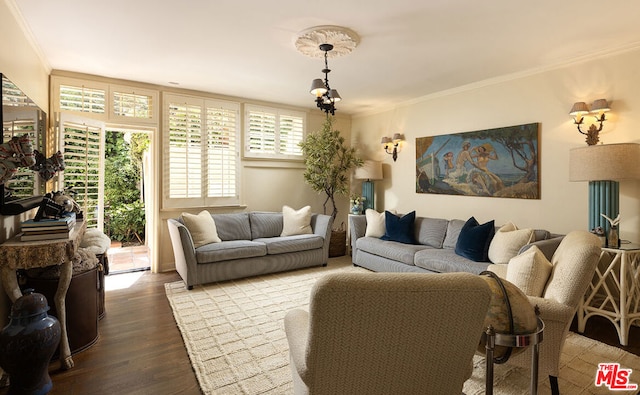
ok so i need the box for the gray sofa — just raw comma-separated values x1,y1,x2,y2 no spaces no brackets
168,211,333,289
349,214,562,274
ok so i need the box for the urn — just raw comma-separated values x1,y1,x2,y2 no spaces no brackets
0,289,61,395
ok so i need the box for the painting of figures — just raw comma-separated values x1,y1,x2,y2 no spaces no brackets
416,123,539,199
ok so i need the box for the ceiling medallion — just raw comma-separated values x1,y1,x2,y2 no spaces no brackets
295,25,360,58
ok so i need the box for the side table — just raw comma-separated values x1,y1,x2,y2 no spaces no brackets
0,220,87,369
484,318,545,395
578,243,640,346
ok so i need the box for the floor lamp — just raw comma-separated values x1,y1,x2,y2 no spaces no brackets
355,160,383,211
569,143,640,240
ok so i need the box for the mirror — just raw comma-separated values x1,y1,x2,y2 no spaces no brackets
1,73,46,215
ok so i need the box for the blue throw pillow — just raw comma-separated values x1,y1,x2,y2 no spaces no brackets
454,217,495,262
380,211,416,244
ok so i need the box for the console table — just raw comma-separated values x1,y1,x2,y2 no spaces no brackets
578,243,640,346
0,220,86,370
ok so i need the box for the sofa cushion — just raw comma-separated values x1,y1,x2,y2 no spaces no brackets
356,237,429,265
181,210,221,248
281,205,313,236
211,213,252,241
442,219,466,249
414,248,490,274
454,217,495,262
255,234,324,255
506,245,552,297
414,217,449,248
195,240,266,263
488,222,534,264
250,212,283,239
380,211,416,244
364,209,386,238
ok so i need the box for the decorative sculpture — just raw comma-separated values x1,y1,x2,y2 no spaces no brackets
0,135,36,185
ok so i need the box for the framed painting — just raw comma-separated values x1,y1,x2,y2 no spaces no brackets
416,123,540,199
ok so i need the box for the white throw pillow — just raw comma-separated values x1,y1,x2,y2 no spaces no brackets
181,210,221,248
488,222,534,264
281,205,312,236
506,245,553,297
364,209,386,237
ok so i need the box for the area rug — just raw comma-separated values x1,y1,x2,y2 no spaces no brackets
165,256,640,394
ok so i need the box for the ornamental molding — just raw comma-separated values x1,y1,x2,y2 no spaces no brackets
294,25,360,58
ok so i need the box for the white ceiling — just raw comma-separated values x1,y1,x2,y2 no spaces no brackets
12,0,640,116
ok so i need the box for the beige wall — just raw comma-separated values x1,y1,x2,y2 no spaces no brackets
351,49,640,242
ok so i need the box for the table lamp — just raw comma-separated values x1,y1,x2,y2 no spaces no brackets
569,143,640,235
355,160,383,211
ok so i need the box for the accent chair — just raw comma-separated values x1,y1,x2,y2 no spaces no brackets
488,230,601,395
284,271,492,395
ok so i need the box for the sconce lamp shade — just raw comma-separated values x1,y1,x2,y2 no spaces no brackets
590,99,610,113
392,133,405,143
381,136,392,145
569,143,640,181
569,102,589,116
355,160,383,180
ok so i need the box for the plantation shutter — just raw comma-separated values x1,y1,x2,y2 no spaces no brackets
163,94,239,208
2,109,42,198
59,114,105,230
244,105,305,159
59,85,106,114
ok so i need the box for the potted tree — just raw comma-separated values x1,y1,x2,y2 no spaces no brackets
299,116,362,256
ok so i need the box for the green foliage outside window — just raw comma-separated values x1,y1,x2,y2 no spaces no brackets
104,131,149,243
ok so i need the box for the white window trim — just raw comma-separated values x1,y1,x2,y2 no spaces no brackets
162,93,241,209
243,104,305,161
109,84,159,123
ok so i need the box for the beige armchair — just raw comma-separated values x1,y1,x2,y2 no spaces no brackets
488,230,601,395
284,271,492,395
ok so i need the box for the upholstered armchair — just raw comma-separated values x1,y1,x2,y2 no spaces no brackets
284,271,492,395
488,230,601,395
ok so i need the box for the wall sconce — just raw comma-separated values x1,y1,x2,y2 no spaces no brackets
381,133,405,161
569,99,610,146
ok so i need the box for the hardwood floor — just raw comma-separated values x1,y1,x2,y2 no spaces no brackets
1,269,638,395
0,271,200,395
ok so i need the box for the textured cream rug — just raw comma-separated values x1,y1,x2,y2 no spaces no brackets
165,256,640,395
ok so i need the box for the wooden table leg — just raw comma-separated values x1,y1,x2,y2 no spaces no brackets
55,260,74,370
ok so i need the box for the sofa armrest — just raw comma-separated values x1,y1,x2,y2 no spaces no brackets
167,218,198,289
348,214,367,249
311,214,333,263
519,235,564,261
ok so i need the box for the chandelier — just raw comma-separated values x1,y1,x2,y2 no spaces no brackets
295,26,359,116
309,44,340,115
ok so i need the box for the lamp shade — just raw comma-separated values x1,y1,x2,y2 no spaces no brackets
392,133,405,142
590,99,610,113
355,160,383,180
310,79,327,96
569,143,640,181
381,136,392,145
569,102,589,116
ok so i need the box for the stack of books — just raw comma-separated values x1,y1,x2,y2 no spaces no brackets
20,213,77,242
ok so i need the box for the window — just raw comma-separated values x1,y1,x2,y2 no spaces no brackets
113,91,153,119
163,94,239,208
245,105,305,159
59,85,106,114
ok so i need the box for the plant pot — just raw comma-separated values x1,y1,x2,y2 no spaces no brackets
329,229,346,257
